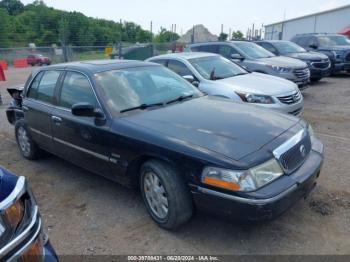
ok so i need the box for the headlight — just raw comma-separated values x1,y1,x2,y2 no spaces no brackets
269,65,292,73
4,200,25,228
236,92,275,104
331,50,343,59
202,159,284,192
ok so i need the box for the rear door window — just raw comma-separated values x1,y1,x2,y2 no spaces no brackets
198,45,219,54
36,71,60,104
59,71,98,109
150,59,168,66
27,72,44,99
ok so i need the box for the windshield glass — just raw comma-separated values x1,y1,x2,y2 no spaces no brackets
233,42,275,59
95,66,201,114
318,35,350,47
274,41,306,54
189,55,247,80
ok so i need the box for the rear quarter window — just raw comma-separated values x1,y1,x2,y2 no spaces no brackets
36,70,61,104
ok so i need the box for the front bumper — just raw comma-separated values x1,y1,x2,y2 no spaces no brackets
333,62,350,73
191,150,323,221
309,67,331,79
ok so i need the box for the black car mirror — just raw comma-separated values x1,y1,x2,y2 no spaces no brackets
231,54,244,61
72,103,96,117
309,44,318,49
72,103,106,126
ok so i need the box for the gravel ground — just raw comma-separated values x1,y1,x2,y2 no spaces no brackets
0,67,349,256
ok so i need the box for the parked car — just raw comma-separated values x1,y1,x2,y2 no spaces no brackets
6,60,324,230
291,33,350,74
187,41,310,89
27,54,51,66
0,166,58,262
255,40,331,81
147,53,304,116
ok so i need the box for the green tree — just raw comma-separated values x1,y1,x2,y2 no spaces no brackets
154,28,179,43
231,30,245,40
0,8,11,47
0,0,24,15
218,32,228,41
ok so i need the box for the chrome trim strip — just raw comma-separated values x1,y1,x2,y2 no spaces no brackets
273,129,306,159
0,206,40,260
197,185,298,205
7,217,42,262
53,137,110,162
30,128,52,139
0,176,26,210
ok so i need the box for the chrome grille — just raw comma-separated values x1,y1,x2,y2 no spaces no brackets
274,130,312,174
311,59,330,69
293,68,310,79
278,91,302,105
289,108,303,116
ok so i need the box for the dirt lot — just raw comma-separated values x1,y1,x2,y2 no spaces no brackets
0,67,350,256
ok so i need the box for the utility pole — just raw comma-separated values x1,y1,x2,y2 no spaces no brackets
150,21,153,42
229,28,232,40
221,24,224,34
191,25,195,43
252,23,255,41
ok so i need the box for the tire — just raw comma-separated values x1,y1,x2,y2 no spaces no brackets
15,120,41,160
140,160,193,230
311,77,322,82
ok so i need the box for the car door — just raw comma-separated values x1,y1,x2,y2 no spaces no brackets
50,70,116,179
23,70,62,152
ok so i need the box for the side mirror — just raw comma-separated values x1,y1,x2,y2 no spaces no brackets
72,103,95,117
231,53,244,61
72,103,106,125
183,75,195,83
309,44,318,49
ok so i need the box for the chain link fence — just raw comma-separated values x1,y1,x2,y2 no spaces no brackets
0,42,187,67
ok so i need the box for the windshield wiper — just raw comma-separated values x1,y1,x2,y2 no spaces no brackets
120,102,164,113
166,94,194,105
210,67,216,80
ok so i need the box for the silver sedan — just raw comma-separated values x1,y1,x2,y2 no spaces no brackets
147,52,304,116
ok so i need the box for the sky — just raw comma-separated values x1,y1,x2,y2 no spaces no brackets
21,0,350,36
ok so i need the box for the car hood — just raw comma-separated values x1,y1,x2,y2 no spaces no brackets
215,72,298,96
122,96,299,161
258,56,307,68
286,52,329,61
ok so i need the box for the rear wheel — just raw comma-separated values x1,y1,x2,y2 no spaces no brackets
15,120,41,160
140,160,193,230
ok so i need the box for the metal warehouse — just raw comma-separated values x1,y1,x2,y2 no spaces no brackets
265,4,350,40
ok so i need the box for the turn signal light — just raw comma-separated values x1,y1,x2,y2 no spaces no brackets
4,201,24,227
203,176,241,191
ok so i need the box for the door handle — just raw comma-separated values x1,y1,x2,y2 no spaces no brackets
51,116,62,125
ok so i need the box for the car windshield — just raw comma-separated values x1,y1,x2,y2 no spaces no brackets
273,41,307,54
189,56,248,80
233,42,275,59
95,65,202,114
318,35,350,47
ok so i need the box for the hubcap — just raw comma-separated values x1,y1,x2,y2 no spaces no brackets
143,172,169,219
17,127,30,155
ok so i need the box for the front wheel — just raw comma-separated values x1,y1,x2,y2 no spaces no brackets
140,160,193,230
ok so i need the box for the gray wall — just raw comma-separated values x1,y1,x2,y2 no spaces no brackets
265,5,350,40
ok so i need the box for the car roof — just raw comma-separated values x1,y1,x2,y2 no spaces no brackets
45,59,158,74
256,40,291,43
148,52,218,60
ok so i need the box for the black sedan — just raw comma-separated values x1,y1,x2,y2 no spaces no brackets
6,60,324,229
256,40,331,81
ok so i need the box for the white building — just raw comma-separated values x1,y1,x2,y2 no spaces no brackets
265,4,350,40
